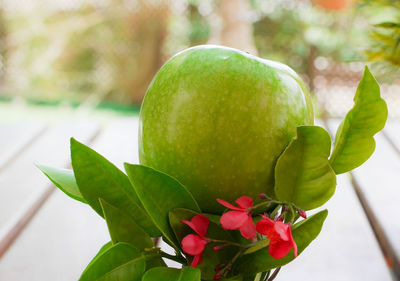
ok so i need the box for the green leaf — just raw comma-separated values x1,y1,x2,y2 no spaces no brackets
329,67,388,174
79,243,146,281
274,126,336,210
243,239,269,255
142,267,201,281
124,164,201,249
99,199,153,250
374,22,400,29
36,164,86,203
87,241,113,268
169,208,237,280
70,138,161,237
234,209,328,274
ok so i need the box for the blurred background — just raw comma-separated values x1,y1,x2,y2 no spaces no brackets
0,0,399,119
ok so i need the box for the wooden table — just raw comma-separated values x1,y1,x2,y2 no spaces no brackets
0,115,398,281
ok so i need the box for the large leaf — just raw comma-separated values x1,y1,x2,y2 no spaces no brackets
124,164,201,249
234,209,328,274
329,67,388,174
36,164,86,203
99,199,153,250
142,267,201,281
79,243,146,281
70,138,160,237
169,208,238,280
87,241,113,269
274,126,336,210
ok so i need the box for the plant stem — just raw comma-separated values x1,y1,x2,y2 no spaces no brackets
159,251,187,264
270,205,281,218
209,239,248,248
251,200,280,210
254,272,262,281
267,267,281,281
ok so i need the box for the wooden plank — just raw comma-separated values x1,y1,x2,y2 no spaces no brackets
326,119,400,279
383,122,400,157
0,117,139,281
0,121,100,251
278,174,392,281
0,122,47,171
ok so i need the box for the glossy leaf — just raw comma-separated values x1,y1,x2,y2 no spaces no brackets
243,239,269,255
70,138,160,237
99,199,153,250
169,208,237,280
274,126,336,210
87,241,113,268
125,164,201,249
142,267,201,281
79,243,146,281
36,164,85,203
235,209,328,274
329,67,388,174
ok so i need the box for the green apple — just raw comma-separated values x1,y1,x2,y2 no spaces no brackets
138,45,314,214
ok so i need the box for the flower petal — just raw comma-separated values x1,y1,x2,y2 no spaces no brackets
181,214,209,237
239,215,257,240
191,254,202,267
274,221,290,241
182,234,207,255
288,227,298,257
256,217,275,235
216,199,242,211
235,196,253,209
220,211,249,230
268,240,293,259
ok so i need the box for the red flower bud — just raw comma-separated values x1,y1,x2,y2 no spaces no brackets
214,264,224,271
258,193,267,199
213,245,222,252
214,273,223,280
298,209,307,219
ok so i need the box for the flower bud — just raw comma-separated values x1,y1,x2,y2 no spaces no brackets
258,193,267,199
213,245,223,252
214,273,223,280
299,209,307,219
214,264,224,271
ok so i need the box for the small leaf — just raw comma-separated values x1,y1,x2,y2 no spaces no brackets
274,126,336,210
36,164,85,203
99,199,153,250
169,208,237,280
142,267,201,281
234,210,328,274
329,67,388,174
70,138,160,237
79,243,146,281
124,164,201,249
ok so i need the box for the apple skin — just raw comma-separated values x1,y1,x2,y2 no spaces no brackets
138,45,314,214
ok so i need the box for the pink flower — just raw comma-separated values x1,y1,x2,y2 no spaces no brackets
181,214,210,267
256,215,298,259
216,196,257,240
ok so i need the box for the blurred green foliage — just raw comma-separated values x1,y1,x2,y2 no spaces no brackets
252,0,365,78
0,0,391,104
357,0,400,81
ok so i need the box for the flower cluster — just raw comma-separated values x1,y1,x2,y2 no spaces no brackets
180,195,303,279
